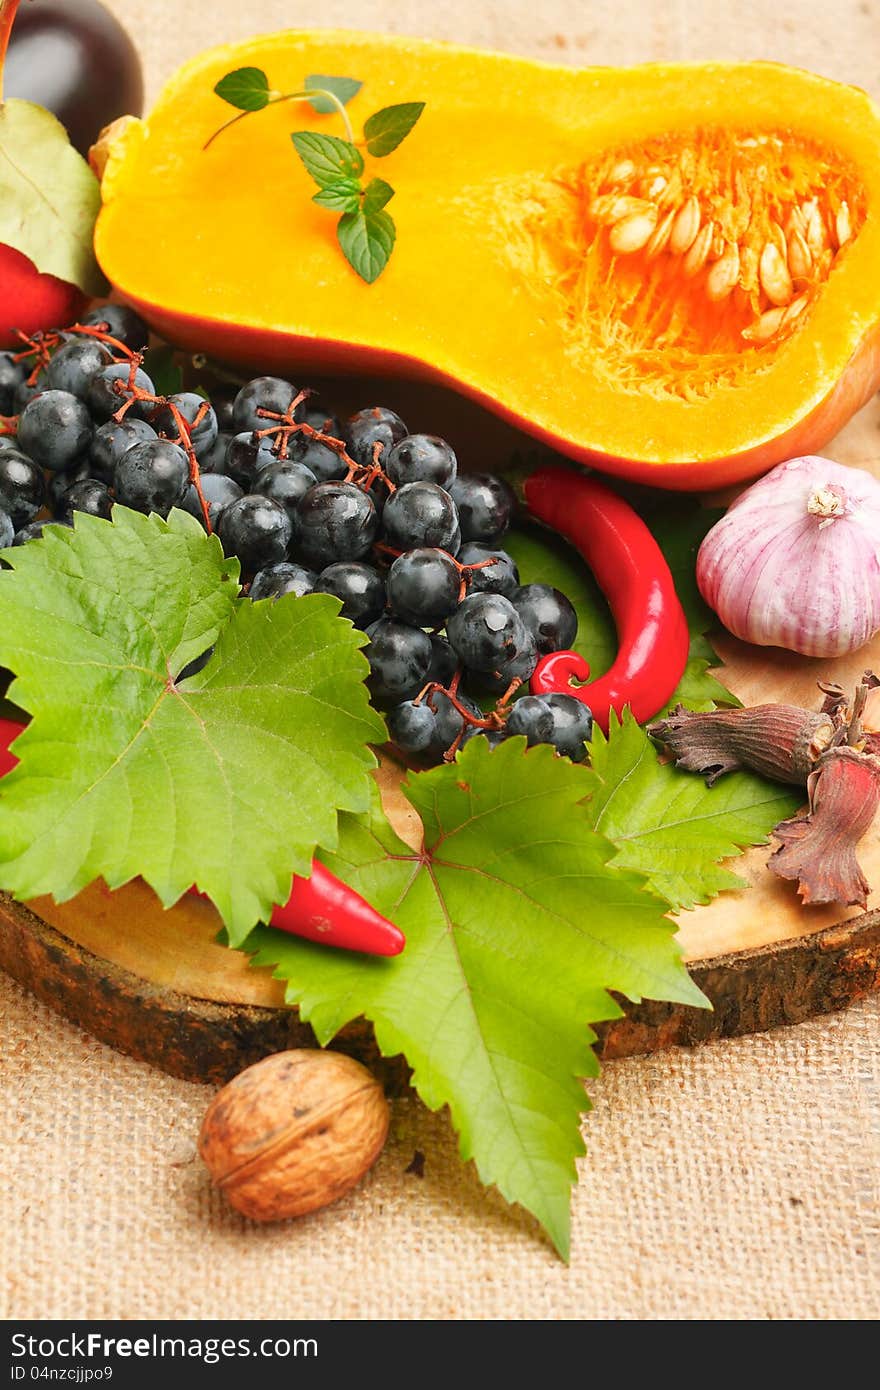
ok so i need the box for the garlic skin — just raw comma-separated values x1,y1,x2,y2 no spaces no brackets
696,455,880,657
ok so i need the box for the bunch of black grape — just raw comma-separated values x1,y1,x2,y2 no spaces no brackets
0,310,592,765
0,304,221,542
226,400,591,765
0,305,156,543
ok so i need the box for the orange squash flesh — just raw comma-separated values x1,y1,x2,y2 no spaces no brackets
94,32,880,490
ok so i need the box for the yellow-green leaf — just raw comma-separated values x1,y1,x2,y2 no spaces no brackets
0,98,107,296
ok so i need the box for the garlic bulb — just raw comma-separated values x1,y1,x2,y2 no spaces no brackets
696,455,880,657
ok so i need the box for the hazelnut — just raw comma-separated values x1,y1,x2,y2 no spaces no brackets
198,1048,390,1222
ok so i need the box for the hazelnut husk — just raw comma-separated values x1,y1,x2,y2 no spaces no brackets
647,702,835,786
198,1049,390,1222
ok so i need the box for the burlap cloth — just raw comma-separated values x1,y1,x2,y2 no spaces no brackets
2,0,879,1321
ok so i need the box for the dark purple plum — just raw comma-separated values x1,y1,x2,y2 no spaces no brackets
5,0,144,158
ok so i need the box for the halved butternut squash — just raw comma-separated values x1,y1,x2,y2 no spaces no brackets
94,31,880,489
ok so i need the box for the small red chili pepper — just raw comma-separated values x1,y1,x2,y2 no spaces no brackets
523,466,690,731
0,717,404,956
269,858,403,954
0,717,21,778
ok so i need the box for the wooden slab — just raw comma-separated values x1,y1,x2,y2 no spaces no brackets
1,381,879,1085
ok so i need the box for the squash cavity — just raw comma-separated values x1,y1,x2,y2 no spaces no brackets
500,130,866,403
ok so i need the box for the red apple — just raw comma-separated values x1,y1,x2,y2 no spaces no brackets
0,242,87,348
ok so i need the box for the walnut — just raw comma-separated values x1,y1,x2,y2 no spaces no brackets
198,1049,390,1221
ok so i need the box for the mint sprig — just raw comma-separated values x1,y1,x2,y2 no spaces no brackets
290,131,364,184
206,68,424,284
337,205,396,285
311,180,362,213
305,75,363,113
363,102,425,156
213,67,271,111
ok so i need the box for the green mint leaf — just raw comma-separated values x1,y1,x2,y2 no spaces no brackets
241,737,706,1258
311,178,362,212
363,102,425,156
213,67,271,111
337,207,395,283
583,710,800,910
0,100,107,297
141,344,183,398
291,131,364,187
361,177,395,214
0,509,384,943
304,75,363,113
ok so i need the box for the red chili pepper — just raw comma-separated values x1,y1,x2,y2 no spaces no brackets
269,859,404,954
523,466,690,732
0,717,21,778
0,717,404,956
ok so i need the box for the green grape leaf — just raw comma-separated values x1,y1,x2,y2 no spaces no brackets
0,508,384,942
291,131,364,187
583,710,800,910
214,67,271,111
311,179,362,212
241,737,707,1259
305,75,363,113
337,207,396,284
363,102,426,156
0,99,107,296
665,640,740,715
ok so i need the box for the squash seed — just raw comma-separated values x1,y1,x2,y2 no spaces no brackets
669,196,701,255
803,202,827,256
706,243,740,301
742,305,786,343
609,159,637,184
609,209,659,254
759,242,793,305
787,228,813,279
783,292,810,326
645,207,676,258
682,221,715,276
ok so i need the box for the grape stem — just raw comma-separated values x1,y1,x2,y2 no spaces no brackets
11,320,215,533
13,327,54,384
252,398,363,469
413,675,522,764
108,354,214,534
